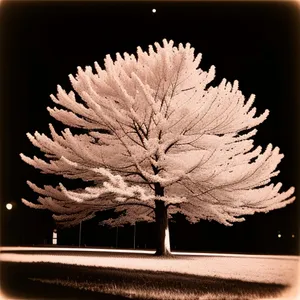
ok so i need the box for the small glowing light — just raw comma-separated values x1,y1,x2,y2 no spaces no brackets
152,8,156,13
53,230,57,245
278,234,281,238
6,203,13,210
292,234,295,238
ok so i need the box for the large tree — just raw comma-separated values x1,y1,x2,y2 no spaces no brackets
21,39,295,256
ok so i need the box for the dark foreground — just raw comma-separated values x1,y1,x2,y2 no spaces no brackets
1,261,288,300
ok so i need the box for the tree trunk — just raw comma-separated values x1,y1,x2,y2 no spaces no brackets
154,183,171,256
154,200,171,256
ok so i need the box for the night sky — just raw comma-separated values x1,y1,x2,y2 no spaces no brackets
0,1,299,254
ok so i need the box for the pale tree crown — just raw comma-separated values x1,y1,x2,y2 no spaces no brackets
20,39,295,227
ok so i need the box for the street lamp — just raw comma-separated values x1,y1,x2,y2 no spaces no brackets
6,203,13,210
116,226,119,248
79,221,82,247
133,223,136,249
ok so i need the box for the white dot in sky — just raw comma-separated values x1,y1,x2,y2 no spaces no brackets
152,9,156,13
278,234,281,238
6,203,12,210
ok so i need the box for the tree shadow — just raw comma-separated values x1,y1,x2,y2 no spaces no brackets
0,261,289,299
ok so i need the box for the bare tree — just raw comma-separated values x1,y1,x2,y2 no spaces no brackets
21,39,295,256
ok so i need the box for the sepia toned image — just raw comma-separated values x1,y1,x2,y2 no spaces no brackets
0,0,299,299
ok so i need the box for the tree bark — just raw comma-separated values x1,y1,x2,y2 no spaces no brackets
154,184,171,256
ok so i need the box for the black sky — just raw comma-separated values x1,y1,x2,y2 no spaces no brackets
0,1,299,254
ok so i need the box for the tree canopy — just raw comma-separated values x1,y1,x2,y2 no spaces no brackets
21,39,295,230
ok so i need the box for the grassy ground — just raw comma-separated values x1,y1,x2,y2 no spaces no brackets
1,251,298,285
1,261,289,300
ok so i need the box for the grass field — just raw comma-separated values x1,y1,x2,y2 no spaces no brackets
1,250,299,299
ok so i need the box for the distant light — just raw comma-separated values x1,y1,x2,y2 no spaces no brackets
6,203,12,210
278,234,281,238
53,230,57,245
292,234,295,238
152,8,156,13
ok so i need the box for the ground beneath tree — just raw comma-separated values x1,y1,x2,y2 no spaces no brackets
0,249,299,299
